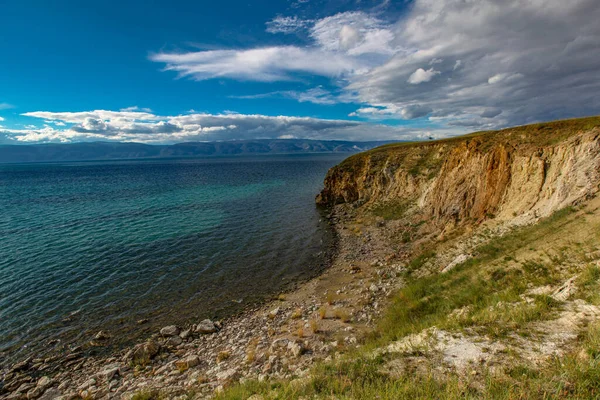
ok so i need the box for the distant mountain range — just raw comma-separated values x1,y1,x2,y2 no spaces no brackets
0,139,399,163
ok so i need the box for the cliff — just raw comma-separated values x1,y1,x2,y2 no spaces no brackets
317,116,600,226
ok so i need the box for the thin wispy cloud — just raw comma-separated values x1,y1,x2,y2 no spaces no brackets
149,46,361,82
265,16,311,34
232,87,355,105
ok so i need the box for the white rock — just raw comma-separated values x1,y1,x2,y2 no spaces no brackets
77,378,96,391
287,341,304,358
175,355,200,370
268,307,280,318
98,364,120,381
194,319,218,334
216,368,238,382
179,329,192,339
442,254,469,273
37,376,52,389
160,325,180,337
552,276,578,301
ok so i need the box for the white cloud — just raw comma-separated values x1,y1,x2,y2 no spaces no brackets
150,11,397,84
348,0,600,128
0,116,4,122
310,12,397,56
1,109,430,144
120,106,153,112
146,0,600,132
232,86,356,105
22,110,160,124
407,68,440,84
0,103,14,110
150,46,361,82
266,16,310,34
349,103,432,120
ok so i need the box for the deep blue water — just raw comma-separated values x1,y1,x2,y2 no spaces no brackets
0,154,346,364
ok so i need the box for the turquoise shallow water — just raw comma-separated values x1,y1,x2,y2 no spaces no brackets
0,153,346,364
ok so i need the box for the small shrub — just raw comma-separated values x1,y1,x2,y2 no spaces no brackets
326,292,335,305
246,339,259,363
310,319,319,333
131,391,158,400
334,309,351,322
319,306,327,319
217,351,231,363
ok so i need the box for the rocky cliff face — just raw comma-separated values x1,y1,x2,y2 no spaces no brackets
317,117,600,226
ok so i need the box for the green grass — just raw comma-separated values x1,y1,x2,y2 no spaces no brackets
369,200,412,220
218,323,600,400
376,208,577,343
131,391,158,400
218,206,599,399
576,264,600,304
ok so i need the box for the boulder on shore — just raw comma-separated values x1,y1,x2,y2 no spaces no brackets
160,325,180,337
195,319,218,334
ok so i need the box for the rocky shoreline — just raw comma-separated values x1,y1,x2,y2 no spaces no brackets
0,205,405,400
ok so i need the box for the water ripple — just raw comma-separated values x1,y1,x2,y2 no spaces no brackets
0,154,345,364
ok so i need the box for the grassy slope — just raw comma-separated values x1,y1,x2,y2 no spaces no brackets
332,116,600,179
218,117,600,399
219,201,600,399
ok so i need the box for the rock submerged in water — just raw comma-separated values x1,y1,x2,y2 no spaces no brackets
195,319,218,334
94,330,110,341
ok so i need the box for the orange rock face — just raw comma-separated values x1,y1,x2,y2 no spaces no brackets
317,119,600,227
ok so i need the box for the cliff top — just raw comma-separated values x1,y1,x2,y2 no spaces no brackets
336,115,600,175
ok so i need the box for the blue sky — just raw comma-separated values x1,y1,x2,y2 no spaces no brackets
1,0,599,144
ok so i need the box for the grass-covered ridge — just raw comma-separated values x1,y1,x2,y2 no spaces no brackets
333,115,600,178
217,197,600,399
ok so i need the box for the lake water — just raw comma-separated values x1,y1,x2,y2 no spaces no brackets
0,153,347,365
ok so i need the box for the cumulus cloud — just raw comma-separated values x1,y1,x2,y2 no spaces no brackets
0,116,4,122
1,109,431,144
407,68,440,84
349,0,600,128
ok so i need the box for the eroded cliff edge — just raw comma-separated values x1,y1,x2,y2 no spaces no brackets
317,117,600,229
